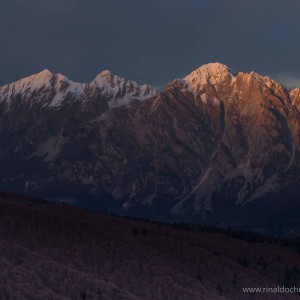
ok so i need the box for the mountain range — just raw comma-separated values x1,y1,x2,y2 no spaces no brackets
1,63,300,236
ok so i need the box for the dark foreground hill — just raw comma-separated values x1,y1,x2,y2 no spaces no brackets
0,192,300,300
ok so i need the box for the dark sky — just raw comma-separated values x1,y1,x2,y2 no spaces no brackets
1,0,300,88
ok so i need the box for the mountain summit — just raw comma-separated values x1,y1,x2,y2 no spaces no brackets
0,63,300,235
185,62,236,84
0,69,157,108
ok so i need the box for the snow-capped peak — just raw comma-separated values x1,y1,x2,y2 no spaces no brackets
184,63,236,92
92,70,133,90
0,69,158,109
91,70,158,108
0,69,86,107
0,69,55,101
98,70,113,77
36,69,53,79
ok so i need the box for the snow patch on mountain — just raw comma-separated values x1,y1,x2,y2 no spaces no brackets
0,69,158,109
0,69,53,101
48,76,85,107
183,63,237,93
92,70,158,108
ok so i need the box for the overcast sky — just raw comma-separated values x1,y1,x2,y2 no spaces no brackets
1,0,300,88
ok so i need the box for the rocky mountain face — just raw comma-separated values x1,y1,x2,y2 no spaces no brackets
1,63,300,235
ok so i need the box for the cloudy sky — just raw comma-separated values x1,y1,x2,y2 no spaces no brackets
1,0,300,88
